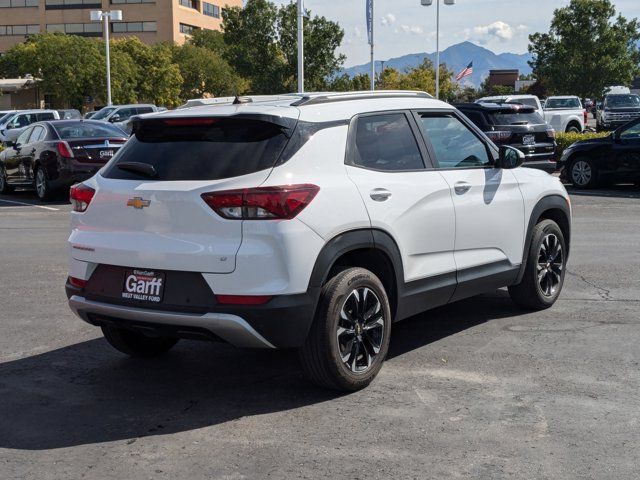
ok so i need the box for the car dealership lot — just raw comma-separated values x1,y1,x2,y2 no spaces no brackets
1,188,639,479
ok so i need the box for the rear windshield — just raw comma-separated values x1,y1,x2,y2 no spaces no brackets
604,95,640,108
102,118,290,181
55,122,127,139
546,98,581,109
490,111,545,126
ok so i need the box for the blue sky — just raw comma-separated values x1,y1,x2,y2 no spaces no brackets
267,0,640,67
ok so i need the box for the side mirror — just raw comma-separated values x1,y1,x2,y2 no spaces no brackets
110,114,121,123
496,145,525,169
5,124,13,130
5,140,16,148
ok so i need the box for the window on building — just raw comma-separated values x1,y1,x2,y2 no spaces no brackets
179,23,198,35
178,0,198,9
203,2,220,18
111,0,154,3
0,0,38,7
112,21,157,33
0,24,40,35
45,0,102,9
46,23,103,36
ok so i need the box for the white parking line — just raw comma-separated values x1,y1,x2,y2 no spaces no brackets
0,198,60,211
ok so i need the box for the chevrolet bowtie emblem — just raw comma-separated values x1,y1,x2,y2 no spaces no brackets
126,197,151,209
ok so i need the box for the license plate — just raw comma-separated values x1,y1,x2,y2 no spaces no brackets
122,269,165,303
522,134,536,145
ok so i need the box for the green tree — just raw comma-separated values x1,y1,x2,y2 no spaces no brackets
479,77,514,97
377,60,458,100
528,0,640,99
172,44,249,99
188,29,227,55
222,0,345,94
0,33,103,109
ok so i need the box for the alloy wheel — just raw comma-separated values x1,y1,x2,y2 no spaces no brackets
571,160,592,187
336,287,385,374
537,233,563,297
36,169,46,198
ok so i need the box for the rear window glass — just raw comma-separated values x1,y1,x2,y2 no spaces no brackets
102,118,290,181
490,111,545,125
55,122,127,139
545,98,581,109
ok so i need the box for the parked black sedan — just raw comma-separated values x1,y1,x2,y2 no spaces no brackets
559,118,640,189
0,120,128,200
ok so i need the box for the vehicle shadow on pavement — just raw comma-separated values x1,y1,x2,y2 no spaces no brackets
0,292,520,450
565,184,640,199
0,189,69,207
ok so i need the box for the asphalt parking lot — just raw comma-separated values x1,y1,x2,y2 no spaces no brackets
1,186,639,480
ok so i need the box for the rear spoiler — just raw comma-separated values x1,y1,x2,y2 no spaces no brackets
129,113,299,138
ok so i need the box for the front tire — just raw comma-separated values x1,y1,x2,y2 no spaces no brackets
509,219,567,310
569,156,598,189
0,164,14,194
101,325,178,357
299,267,392,391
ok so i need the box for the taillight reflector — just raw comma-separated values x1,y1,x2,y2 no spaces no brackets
216,295,272,305
56,141,74,158
70,183,95,212
202,184,320,220
68,276,87,288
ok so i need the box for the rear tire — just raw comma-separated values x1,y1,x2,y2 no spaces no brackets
566,125,580,134
569,156,598,189
101,325,178,357
299,267,392,391
509,219,567,310
0,164,14,194
35,166,54,201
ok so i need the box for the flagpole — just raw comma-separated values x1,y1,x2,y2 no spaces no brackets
370,0,375,91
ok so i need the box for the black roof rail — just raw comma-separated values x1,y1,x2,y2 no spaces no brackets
290,91,433,107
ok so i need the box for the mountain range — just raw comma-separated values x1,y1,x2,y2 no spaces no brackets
342,41,534,88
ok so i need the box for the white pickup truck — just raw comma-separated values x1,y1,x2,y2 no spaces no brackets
543,96,585,133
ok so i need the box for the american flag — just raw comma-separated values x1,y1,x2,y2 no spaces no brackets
456,62,473,82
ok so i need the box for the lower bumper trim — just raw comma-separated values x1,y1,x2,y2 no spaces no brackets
69,295,275,349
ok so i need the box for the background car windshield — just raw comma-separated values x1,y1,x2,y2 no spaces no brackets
605,95,640,108
102,118,289,181
55,122,127,139
91,107,116,120
490,112,545,125
546,98,581,108
0,112,14,124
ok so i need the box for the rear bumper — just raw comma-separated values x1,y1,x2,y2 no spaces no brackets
48,163,102,189
66,280,320,349
522,155,557,173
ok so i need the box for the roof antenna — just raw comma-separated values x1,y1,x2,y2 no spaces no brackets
233,95,252,105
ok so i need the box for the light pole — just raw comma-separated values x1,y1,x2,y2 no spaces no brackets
90,10,122,106
420,0,454,99
297,0,304,93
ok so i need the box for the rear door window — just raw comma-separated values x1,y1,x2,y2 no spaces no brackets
353,113,425,171
36,112,55,121
102,117,290,181
28,125,46,143
136,107,154,114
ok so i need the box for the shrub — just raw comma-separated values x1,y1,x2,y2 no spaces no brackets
555,131,610,159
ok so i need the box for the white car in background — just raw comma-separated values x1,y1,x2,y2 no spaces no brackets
477,94,544,118
91,104,158,133
0,110,59,144
543,96,585,133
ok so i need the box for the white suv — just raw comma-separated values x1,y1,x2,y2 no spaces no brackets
66,91,571,391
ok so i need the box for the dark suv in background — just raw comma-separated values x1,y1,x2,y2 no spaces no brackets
455,102,557,172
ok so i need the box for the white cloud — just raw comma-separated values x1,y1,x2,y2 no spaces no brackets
381,13,396,27
400,24,424,35
353,26,363,38
467,21,518,44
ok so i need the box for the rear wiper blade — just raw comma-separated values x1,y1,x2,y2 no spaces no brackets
510,121,529,125
116,162,157,178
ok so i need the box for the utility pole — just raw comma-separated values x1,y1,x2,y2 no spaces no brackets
90,10,122,106
297,0,304,93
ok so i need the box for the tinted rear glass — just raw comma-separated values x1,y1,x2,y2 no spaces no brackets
54,122,127,139
545,98,581,109
102,118,290,181
490,111,545,125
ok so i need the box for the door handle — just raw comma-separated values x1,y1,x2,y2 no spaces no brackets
454,181,472,195
370,188,392,202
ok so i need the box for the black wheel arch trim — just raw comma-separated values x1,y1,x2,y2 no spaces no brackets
516,194,571,284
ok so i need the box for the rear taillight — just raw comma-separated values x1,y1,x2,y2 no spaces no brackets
201,184,320,220
485,130,512,142
56,141,74,158
70,183,95,212
546,127,556,139
583,110,588,124
216,295,272,305
68,276,87,288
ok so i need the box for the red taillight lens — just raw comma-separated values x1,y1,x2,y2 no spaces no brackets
70,183,95,212
56,141,74,158
216,295,272,305
584,110,588,124
68,276,87,288
485,130,512,142
202,184,320,220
